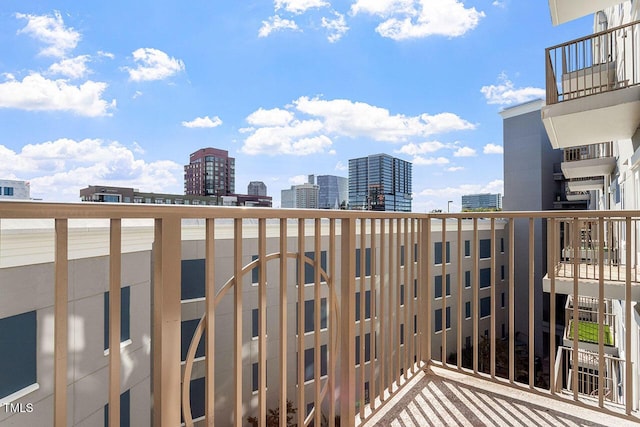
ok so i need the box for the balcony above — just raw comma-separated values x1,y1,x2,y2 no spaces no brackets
548,0,626,26
565,191,590,201
543,21,640,149
567,177,604,192
561,143,616,179
562,157,616,179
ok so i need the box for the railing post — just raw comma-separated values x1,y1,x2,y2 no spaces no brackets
340,218,356,427
152,216,182,427
54,219,68,427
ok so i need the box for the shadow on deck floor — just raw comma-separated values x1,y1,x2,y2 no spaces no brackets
361,366,638,427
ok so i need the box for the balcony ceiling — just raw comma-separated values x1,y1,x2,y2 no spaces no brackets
548,0,624,26
561,157,616,179
543,274,640,302
567,178,604,192
565,192,590,201
542,86,640,149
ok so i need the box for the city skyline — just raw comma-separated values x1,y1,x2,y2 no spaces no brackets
0,1,593,211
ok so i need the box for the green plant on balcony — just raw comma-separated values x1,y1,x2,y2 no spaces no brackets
567,320,613,346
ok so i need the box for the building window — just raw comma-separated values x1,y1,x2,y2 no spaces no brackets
434,275,450,299
297,251,327,284
434,307,451,332
465,301,471,319
501,265,505,281
297,298,328,333
252,362,267,392
355,248,372,278
414,315,417,334
414,279,418,299
501,292,505,308
4,186,14,196
104,287,131,351
181,319,205,361
465,271,471,288
183,377,205,421
251,255,260,284
252,309,259,338
355,333,371,364
479,239,491,259
355,291,371,321
464,240,470,257
400,324,404,345
400,284,405,306
104,389,130,427
500,238,504,253
480,297,491,318
434,242,450,264
479,268,491,289
400,245,405,266
181,259,205,300
0,311,37,399
300,345,328,382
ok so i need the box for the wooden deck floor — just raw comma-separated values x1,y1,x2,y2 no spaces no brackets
360,366,639,427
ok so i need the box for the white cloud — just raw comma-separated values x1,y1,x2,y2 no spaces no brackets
16,11,80,57
419,179,504,197
322,12,349,42
412,156,449,165
453,146,476,157
275,0,329,14
48,55,91,79
241,119,328,155
259,15,300,37
132,91,143,99
335,160,347,171
396,141,449,156
288,174,307,185
246,107,294,126
492,1,507,8
0,73,114,117
351,0,485,40
483,143,503,154
446,166,464,172
181,115,223,128
97,50,115,59
241,96,474,156
481,73,544,106
125,48,185,82
0,138,182,201
294,96,474,142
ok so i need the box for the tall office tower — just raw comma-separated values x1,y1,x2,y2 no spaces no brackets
317,175,348,209
348,154,412,212
461,193,503,211
184,148,235,197
247,181,267,197
281,183,319,209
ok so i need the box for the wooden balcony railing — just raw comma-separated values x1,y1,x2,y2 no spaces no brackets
0,202,638,426
546,20,640,104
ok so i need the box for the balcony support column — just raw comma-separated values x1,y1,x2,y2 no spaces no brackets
54,219,68,427
152,216,182,427
340,217,356,427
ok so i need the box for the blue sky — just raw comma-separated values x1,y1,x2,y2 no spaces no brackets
0,0,592,211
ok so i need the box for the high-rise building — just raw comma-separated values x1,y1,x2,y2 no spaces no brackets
461,193,502,211
348,154,412,212
281,183,319,209
316,175,348,209
247,181,267,197
184,148,235,197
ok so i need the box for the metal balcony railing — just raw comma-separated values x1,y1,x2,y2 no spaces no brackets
0,202,638,427
546,20,640,104
563,142,614,162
